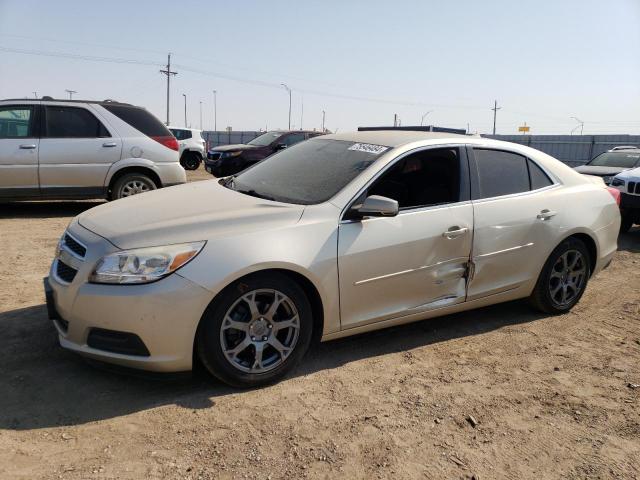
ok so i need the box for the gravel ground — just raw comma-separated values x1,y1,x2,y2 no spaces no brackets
1,169,639,479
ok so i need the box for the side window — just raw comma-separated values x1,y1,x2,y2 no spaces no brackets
528,159,553,189
367,148,461,209
45,106,110,138
0,106,34,138
474,149,529,198
282,133,306,146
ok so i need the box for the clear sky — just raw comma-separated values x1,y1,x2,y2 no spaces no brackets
1,0,639,134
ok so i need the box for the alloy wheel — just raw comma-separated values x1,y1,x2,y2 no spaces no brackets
219,289,300,374
121,180,151,197
548,249,587,307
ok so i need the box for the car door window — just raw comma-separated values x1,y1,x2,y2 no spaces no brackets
45,106,110,138
473,149,529,198
367,148,461,209
282,133,306,146
0,106,34,138
528,158,553,190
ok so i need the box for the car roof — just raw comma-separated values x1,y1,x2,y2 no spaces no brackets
322,130,469,147
168,126,202,132
0,98,136,107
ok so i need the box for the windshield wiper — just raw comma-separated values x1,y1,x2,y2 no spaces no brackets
235,189,276,201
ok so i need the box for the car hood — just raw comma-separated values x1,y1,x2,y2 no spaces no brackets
613,166,640,181
574,165,628,176
77,181,305,249
210,144,259,152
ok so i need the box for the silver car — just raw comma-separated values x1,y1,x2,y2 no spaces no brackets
0,98,186,201
46,131,620,387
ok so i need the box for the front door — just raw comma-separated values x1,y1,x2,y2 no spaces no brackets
338,146,473,329
0,104,40,198
38,104,121,196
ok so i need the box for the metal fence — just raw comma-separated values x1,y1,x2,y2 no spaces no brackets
202,131,262,149
484,135,640,167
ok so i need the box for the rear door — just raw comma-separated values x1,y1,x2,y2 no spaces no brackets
0,104,40,198
38,104,122,196
467,147,561,300
338,146,473,329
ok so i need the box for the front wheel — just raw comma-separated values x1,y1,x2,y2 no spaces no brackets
529,237,591,314
196,272,313,388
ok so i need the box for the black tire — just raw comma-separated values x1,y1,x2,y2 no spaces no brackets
196,272,313,388
111,173,157,200
620,214,633,233
529,237,591,314
181,151,201,170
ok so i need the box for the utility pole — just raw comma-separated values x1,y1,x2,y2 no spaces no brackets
32,91,38,99
212,90,217,131
199,101,203,130
159,54,177,126
491,100,500,135
420,110,433,126
182,94,187,127
65,89,77,100
300,95,304,130
322,110,326,132
393,114,398,127
571,116,584,136
281,83,291,129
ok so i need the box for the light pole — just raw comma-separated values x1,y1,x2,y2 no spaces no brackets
199,101,203,130
182,94,187,127
65,89,77,100
322,110,326,132
571,116,584,136
212,90,217,131
420,110,433,126
32,91,38,99
281,83,291,130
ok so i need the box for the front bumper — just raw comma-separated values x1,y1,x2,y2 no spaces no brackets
47,223,212,372
620,192,640,210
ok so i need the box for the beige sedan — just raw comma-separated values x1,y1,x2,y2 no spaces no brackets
46,131,621,387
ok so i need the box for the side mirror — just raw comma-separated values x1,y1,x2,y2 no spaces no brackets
352,195,399,218
275,143,287,150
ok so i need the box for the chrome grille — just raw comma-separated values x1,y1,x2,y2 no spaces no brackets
56,260,77,283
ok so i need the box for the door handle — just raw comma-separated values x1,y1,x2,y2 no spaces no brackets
19,144,37,149
442,226,469,239
102,142,118,147
537,209,557,220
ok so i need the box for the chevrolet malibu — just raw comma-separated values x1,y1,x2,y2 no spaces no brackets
46,131,620,387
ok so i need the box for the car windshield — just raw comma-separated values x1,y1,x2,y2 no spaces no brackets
248,131,281,146
227,138,389,204
589,152,640,168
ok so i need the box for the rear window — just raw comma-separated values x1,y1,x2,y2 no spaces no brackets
170,128,192,140
103,104,170,137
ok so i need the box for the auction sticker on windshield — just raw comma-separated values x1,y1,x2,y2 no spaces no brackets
348,143,389,155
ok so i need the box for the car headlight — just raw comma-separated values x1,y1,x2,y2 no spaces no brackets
611,178,625,187
89,241,206,284
222,151,243,158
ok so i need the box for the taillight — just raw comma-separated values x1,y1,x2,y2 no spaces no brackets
151,136,179,151
606,187,621,206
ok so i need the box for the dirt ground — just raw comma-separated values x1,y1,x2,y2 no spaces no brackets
1,169,639,480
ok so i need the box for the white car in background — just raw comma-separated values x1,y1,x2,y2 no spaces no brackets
0,98,186,200
168,127,206,170
46,131,620,388
611,166,640,232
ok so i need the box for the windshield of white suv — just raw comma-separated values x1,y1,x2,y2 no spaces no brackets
248,131,281,146
226,138,389,204
589,152,640,168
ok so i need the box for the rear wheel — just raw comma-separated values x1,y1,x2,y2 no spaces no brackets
111,173,157,200
181,151,201,170
620,213,634,233
529,237,591,314
196,272,313,388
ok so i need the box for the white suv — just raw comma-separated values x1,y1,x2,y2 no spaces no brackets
168,127,206,170
0,98,186,201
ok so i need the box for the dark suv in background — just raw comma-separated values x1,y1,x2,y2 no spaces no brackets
204,130,324,177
